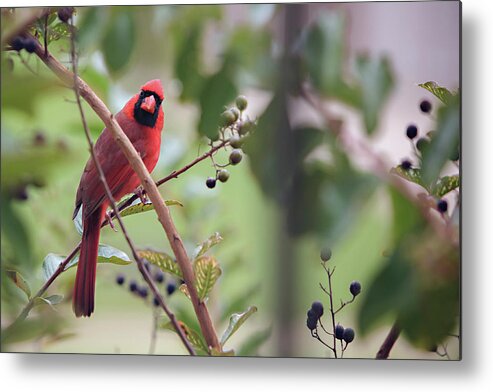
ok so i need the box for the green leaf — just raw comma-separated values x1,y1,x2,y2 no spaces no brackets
304,12,345,94
33,294,64,310
194,256,222,301
42,244,131,281
354,55,394,134
390,165,428,191
418,81,456,105
136,249,182,278
220,283,261,322
5,269,31,300
220,306,258,347
358,250,416,335
76,7,109,53
1,198,31,265
120,199,183,219
421,96,460,186
237,326,272,357
432,175,460,197
160,320,208,354
193,232,223,259
102,11,135,74
389,187,424,244
198,63,238,139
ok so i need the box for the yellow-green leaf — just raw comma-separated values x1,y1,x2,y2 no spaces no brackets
160,320,208,354
137,249,183,278
194,232,223,259
220,306,258,347
194,256,222,301
418,81,456,105
6,269,31,300
119,200,183,219
432,175,460,198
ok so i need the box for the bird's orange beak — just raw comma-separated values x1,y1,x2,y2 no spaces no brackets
141,95,156,113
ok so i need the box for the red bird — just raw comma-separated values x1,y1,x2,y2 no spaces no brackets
72,79,164,317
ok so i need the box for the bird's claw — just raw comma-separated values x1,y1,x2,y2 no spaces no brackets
106,211,118,232
134,186,148,204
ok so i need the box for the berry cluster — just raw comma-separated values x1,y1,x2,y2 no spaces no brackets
115,261,177,307
205,95,256,189
10,36,37,53
57,7,75,23
399,98,457,215
306,248,362,358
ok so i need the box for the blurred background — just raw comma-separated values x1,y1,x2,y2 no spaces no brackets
1,1,460,359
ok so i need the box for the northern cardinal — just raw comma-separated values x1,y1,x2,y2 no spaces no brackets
72,79,164,317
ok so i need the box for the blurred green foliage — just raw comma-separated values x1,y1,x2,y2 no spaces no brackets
1,5,459,358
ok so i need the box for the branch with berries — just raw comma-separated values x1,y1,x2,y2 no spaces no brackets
306,248,361,358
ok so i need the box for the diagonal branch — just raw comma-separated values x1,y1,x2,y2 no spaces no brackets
68,22,194,355
28,33,220,351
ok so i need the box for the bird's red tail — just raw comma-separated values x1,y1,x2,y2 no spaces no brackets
73,207,103,317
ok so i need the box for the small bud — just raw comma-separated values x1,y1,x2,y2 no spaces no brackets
419,100,432,114
343,327,355,343
206,177,216,189
335,324,345,340
235,95,248,111
406,124,418,140
166,282,177,295
306,316,318,331
33,131,47,146
229,149,243,165
116,274,125,285
320,247,332,262
349,281,361,296
57,7,75,23
310,301,324,318
437,199,448,213
217,169,230,183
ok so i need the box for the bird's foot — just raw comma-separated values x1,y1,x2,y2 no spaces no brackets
134,186,149,204
106,211,118,232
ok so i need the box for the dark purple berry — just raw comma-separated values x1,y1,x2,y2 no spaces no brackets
23,38,37,53
343,327,355,343
419,100,432,113
437,199,448,213
206,177,216,189
307,309,317,319
306,316,318,331
335,324,345,340
154,270,165,283
57,7,74,23
406,124,418,140
138,286,148,298
129,280,138,293
116,274,125,285
401,160,412,171
166,282,176,295
10,36,25,52
143,260,151,272
320,247,332,262
349,281,362,296
153,296,160,307
311,301,324,318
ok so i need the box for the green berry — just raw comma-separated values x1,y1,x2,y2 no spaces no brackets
238,120,255,136
229,135,244,149
416,138,430,153
220,110,236,127
235,95,248,111
320,247,332,262
230,107,240,121
217,169,230,183
229,149,243,165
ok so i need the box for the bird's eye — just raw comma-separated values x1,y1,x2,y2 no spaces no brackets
140,91,145,98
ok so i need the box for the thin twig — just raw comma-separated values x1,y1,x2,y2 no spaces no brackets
325,265,338,358
376,322,401,359
68,22,194,356
149,308,159,355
